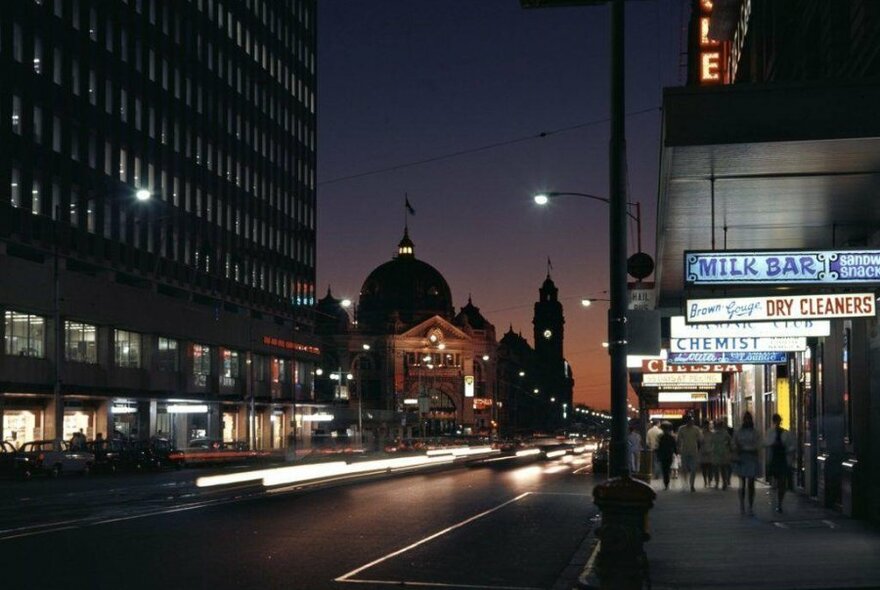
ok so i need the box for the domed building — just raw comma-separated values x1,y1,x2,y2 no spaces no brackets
314,229,498,444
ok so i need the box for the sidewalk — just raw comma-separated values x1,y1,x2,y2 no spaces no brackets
640,477,880,589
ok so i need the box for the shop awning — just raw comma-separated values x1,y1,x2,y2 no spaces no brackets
655,80,880,307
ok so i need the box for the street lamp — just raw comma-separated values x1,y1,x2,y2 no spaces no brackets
534,191,643,254
521,0,655,585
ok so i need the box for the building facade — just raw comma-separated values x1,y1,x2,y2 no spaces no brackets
315,230,498,444
0,0,321,450
651,0,880,521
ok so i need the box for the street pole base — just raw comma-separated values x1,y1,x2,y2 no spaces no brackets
592,474,656,590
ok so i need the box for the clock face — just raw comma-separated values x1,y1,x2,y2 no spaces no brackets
543,329,553,339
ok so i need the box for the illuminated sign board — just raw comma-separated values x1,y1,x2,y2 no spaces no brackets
697,0,727,84
671,337,807,353
642,360,742,373
685,250,880,286
669,351,787,365
464,375,475,398
670,316,830,338
262,336,321,356
658,392,709,403
643,373,722,387
627,349,667,369
686,293,876,323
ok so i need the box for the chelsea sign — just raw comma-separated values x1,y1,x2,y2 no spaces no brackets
685,250,880,285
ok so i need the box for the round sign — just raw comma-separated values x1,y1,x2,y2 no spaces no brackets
627,252,655,280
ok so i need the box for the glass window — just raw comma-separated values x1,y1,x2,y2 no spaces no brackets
71,59,80,95
12,95,21,134
31,179,41,215
52,115,61,152
114,330,142,368
65,321,97,363
221,349,240,378
33,106,43,143
157,337,178,372
10,168,20,208
193,344,211,376
34,37,42,74
4,311,45,357
53,48,62,84
13,24,23,62
271,358,289,383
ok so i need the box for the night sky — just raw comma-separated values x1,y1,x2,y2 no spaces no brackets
316,0,687,410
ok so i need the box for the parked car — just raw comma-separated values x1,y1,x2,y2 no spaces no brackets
167,439,268,466
591,438,610,475
87,438,140,473
0,441,33,479
17,440,94,477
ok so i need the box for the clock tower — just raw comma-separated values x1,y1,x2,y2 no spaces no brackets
532,273,573,428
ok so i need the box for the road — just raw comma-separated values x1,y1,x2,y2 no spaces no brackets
0,452,600,590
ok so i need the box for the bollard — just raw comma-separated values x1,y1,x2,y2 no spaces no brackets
592,475,656,589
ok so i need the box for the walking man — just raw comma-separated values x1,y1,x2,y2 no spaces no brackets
646,419,663,479
676,413,703,492
766,413,795,513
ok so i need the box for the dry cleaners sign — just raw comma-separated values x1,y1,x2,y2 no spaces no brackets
686,293,876,323
686,250,880,285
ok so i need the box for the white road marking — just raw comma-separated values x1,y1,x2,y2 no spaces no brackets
335,492,532,583
337,578,543,590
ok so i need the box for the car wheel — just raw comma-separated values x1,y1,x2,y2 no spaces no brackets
20,468,33,481
82,463,91,476
51,464,62,478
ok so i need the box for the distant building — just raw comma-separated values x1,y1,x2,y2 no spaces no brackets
1,1,320,449
315,229,497,443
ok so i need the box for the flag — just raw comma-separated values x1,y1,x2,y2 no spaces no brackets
405,196,416,216
547,257,553,271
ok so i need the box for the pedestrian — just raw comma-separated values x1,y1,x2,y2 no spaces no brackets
733,411,762,515
699,419,714,488
70,429,87,451
656,422,677,490
646,419,663,479
765,413,795,513
627,423,643,474
676,413,703,492
710,418,732,490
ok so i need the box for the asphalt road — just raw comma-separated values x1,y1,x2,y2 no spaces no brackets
0,453,600,590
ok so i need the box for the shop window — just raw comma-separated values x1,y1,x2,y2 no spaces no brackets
65,321,97,363
115,329,142,368
271,357,289,383
157,337,178,371
843,322,852,444
221,348,240,378
253,354,267,381
4,311,45,357
193,343,211,376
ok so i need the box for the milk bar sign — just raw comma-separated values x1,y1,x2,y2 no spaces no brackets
685,250,880,285
686,293,876,323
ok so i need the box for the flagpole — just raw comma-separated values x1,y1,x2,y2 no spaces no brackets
404,193,408,231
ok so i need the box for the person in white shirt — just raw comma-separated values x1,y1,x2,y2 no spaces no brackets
627,424,643,473
646,419,663,479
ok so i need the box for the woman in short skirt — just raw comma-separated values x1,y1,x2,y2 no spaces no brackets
733,411,762,515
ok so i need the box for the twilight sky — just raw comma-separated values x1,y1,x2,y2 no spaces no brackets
316,0,687,410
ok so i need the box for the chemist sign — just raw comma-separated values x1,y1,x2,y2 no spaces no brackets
685,250,880,286
671,337,807,353
686,293,876,323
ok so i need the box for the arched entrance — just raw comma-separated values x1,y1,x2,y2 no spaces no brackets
425,389,457,436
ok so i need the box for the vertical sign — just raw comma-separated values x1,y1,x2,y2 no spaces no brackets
697,0,728,85
464,375,475,398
